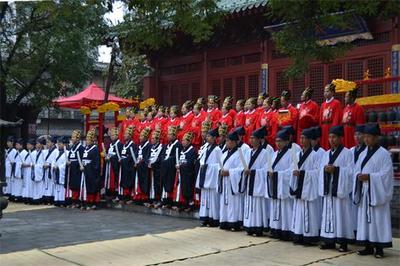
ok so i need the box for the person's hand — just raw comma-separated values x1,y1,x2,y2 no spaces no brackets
268,171,274,177
324,165,335,174
175,165,180,170
67,161,71,165
357,174,369,182
80,166,84,171
220,170,229,176
293,170,300,177
243,169,251,176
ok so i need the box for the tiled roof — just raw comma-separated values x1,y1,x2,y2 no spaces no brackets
218,0,268,13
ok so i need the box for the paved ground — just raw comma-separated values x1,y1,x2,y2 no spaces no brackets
0,203,399,266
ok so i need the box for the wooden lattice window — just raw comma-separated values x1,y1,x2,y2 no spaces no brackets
210,59,225,69
244,53,261,64
309,65,324,104
223,78,233,99
367,57,384,96
191,82,200,100
170,85,179,106
276,71,289,98
292,76,305,103
328,63,343,80
162,86,170,105
227,56,242,66
248,74,259,98
211,79,221,97
235,76,245,101
180,84,189,105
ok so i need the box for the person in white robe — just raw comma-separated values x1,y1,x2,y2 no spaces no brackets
290,128,320,245
32,137,46,203
319,125,354,252
353,123,393,258
266,129,294,241
219,130,244,231
52,137,68,206
242,127,271,236
4,136,17,198
42,136,59,204
21,139,37,203
11,138,27,200
282,125,302,154
196,127,222,227
234,126,251,154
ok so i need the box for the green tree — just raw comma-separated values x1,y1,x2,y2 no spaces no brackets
268,0,400,78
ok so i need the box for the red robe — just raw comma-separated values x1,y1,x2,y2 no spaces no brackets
342,103,365,148
218,113,233,132
277,104,298,132
119,118,138,143
234,110,246,128
244,109,259,144
297,100,319,143
257,109,278,149
206,108,222,128
319,98,342,150
228,109,237,121
190,112,206,150
178,111,194,141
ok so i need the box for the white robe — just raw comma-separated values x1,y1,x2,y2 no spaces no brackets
32,149,45,200
266,148,294,233
319,146,354,243
11,149,28,197
353,146,393,247
52,149,68,202
289,149,320,240
196,144,222,223
242,147,271,232
43,148,59,197
21,150,37,199
4,148,17,195
219,148,244,227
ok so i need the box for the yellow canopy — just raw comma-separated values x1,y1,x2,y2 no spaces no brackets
331,79,357,93
355,93,400,107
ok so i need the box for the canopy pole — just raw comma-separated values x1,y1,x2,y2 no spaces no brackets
85,114,90,133
98,112,104,149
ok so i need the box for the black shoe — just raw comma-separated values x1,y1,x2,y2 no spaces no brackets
357,246,374,256
320,243,335,250
374,247,384,258
338,243,348,252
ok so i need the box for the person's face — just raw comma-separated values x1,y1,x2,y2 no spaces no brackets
249,136,260,148
27,143,34,150
71,135,77,144
36,143,42,150
207,102,215,109
310,139,317,147
206,134,215,144
156,110,163,117
193,107,200,115
181,105,188,114
344,91,354,105
300,135,311,149
222,106,228,115
124,132,131,142
324,88,333,100
151,136,159,144
182,139,190,148
236,103,242,111
46,140,53,149
364,134,378,147
170,111,176,118
301,91,308,102
201,131,207,141
146,114,152,121
16,143,22,150
354,131,364,146
275,138,287,150
257,98,263,106
86,138,93,145
280,96,288,107
167,133,175,142
226,139,236,150
58,142,65,150
6,141,13,148
110,133,118,142
139,135,147,143
328,134,341,148
263,99,270,109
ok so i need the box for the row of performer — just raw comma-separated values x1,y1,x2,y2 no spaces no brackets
4,120,393,258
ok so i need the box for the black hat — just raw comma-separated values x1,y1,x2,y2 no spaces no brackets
27,138,36,146
16,138,25,145
355,124,365,133
234,126,246,136
252,126,267,139
283,125,295,136
37,137,46,145
301,128,314,139
207,127,219,138
7,136,16,143
227,131,239,141
58,136,69,144
276,129,289,141
312,126,321,139
363,123,381,136
48,135,57,143
329,125,344,137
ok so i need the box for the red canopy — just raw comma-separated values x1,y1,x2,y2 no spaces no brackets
53,83,137,109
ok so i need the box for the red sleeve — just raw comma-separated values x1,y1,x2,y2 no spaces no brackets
312,102,320,125
356,104,366,124
332,101,343,126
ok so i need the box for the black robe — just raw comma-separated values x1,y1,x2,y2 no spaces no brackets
120,140,137,189
178,145,197,199
149,142,163,198
82,144,101,194
67,143,85,190
160,139,182,193
137,141,151,196
106,140,123,189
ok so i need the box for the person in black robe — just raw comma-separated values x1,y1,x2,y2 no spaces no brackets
146,129,163,208
103,127,123,199
175,132,197,212
118,125,137,203
81,129,101,210
135,127,152,203
66,130,85,208
160,125,182,208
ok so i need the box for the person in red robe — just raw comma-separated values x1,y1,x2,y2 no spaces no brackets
178,100,194,141
342,88,365,148
278,90,298,137
244,97,259,144
234,99,246,128
297,87,319,143
119,108,138,143
257,96,278,149
196,97,207,114
190,103,206,151
319,83,342,150
218,104,234,132
223,96,237,121
163,105,181,144
256,92,268,117
136,110,149,145
153,106,167,137
206,95,222,128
